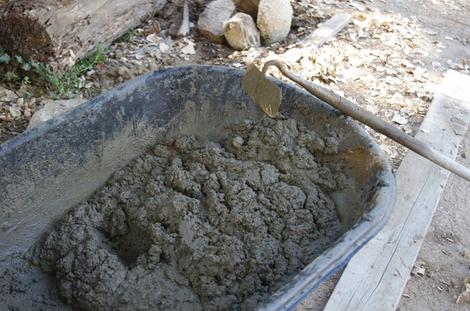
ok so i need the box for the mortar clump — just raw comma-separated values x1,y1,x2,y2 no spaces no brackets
37,117,345,310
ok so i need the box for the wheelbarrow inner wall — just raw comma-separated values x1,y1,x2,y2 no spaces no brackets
0,66,395,309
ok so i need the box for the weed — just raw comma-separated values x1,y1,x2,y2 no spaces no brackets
3,71,19,83
0,45,106,98
115,29,137,43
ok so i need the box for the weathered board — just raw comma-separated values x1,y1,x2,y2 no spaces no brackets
281,13,352,62
323,70,470,311
305,13,353,47
0,0,167,68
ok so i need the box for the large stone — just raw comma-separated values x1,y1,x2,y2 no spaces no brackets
224,13,261,50
197,0,236,43
27,98,86,130
257,0,293,44
233,0,260,17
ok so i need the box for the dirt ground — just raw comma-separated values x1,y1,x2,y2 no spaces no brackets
372,0,470,62
398,133,470,310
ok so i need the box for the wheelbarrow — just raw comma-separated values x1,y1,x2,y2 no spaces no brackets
0,65,395,310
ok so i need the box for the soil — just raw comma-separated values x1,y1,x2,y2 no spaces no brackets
35,117,344,311
397,130,470,311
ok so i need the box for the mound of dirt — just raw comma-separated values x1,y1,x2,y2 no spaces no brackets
37,117,345,310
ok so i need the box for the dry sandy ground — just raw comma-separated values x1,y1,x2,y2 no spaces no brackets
298,0,470,310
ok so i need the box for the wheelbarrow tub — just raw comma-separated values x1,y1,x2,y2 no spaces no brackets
0,65,395,310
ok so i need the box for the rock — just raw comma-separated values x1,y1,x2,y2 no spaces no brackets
224,13,261,50
197,0,236,43
257,0,293,44
27,98,86,130
233,0,260,17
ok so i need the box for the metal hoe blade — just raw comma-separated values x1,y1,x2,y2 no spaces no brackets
242,64,282,118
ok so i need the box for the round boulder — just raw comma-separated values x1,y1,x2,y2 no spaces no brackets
257,0,293,44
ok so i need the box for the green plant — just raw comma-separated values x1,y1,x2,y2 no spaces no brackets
22,75,31,86
115,29,137,43
0,44,106,98
4,71,19,82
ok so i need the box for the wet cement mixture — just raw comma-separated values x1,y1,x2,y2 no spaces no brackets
36,117,345,311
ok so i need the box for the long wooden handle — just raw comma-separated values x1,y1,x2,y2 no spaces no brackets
262,60,470,181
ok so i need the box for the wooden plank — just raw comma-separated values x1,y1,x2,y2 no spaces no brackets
281,13,352,62
323,70,470,311
305,13,353,47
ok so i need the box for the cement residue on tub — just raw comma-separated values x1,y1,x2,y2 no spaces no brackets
36,116,346,310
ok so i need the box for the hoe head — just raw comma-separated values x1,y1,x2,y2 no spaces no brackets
242,63,282,118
